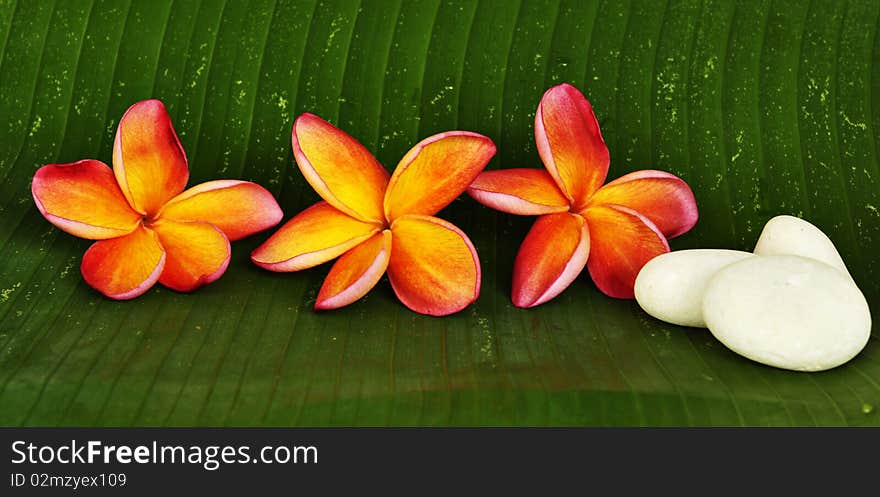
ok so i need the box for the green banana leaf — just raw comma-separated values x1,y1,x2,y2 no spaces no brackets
1,0,878,426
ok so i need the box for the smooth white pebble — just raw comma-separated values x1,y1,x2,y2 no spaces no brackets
702,255,871,372
634,249,753,328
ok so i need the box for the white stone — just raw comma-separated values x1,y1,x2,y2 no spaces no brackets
702,255,871,372
635,249,754,328
753,215,851,279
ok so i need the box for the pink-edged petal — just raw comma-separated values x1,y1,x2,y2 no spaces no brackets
149,219,231,292
587,170,698,238
535,83,609,207
81,225,165,300
467,168,571,215
383,131,496,221
292,113,389,223
32,159,142,240
387,215,481,316
251,201,380,272
315,230,392,311
511,212,590,308
112,99,189,216
583,204,670,299
158,180,283,241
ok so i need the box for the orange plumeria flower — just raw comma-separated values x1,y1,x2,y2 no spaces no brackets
251,113,496,316
467,83,698,307
31,100,283,300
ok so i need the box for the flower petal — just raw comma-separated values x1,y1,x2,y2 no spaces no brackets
81,225,165,300
467,168,570,216
251,201,380,272
511,213,590,308
315,230,392,311
387,215,480,316
32,160,142,240
150,219,231,292
158,180,283,241
384,131,496,221
583,204,670,299
535,83,609,207
292,113,389,223
112,99,189,216
587,170,698,238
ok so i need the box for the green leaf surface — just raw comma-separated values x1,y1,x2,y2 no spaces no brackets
1,0,879,426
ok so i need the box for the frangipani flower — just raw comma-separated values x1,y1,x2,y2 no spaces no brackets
251,113,496,316
467,83,697,307
31,100,283,300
